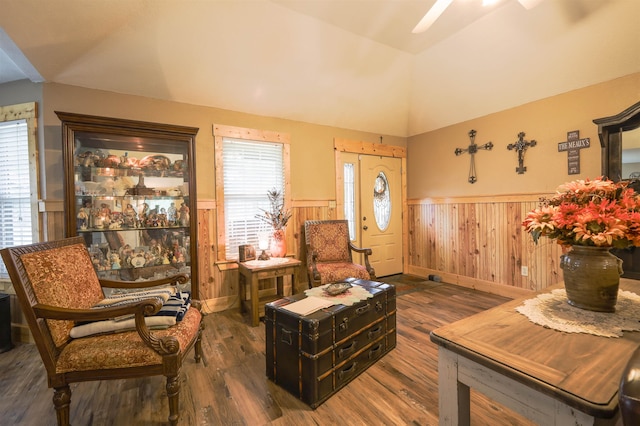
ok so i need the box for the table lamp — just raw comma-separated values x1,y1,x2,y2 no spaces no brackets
258,232,270,260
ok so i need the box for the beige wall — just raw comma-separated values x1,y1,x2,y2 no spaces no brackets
2,71,640,339
4,74,637,204
39,83,406,203
407,72,640,199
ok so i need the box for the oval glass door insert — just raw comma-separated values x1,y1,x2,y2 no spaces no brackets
373,171,391,231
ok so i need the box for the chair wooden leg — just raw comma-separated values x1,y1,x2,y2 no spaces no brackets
166,374,180,426
53,385,71,426
194,324,203,363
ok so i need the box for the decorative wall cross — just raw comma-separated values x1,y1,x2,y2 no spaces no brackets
454,129,493,184
558,130,590,175
507,131,537,174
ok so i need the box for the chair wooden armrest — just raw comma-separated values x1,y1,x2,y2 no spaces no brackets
308,251,322,282
349,242,376,279
32,298,163,322
32,298,183,355
99,273,189,289
349,243,372,256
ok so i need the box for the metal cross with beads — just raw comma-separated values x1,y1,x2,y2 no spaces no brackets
507,131,537,174
454,129,493,184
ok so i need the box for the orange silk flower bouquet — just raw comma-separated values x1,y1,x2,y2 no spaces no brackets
523,177,640,248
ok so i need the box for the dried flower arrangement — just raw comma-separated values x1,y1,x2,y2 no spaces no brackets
256,188,292,231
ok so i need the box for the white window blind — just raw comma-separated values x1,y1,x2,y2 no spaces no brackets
223,138,284,260
0,119,33,277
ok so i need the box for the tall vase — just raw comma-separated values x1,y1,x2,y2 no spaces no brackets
560,245,623,312
269,229,287,258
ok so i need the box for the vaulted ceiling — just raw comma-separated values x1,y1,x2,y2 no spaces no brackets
0,0,638,137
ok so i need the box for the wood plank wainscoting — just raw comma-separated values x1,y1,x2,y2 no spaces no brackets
197,199,339,315
10,193,564,342
407,193,563,299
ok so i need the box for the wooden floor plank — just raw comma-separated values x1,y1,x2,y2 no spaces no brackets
0,276,538,425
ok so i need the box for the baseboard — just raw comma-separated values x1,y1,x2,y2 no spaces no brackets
13,323,33,344
200,296,238,314
406,266,534,300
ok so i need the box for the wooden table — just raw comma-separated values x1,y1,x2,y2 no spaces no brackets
238,258,301,326
430,278,640,425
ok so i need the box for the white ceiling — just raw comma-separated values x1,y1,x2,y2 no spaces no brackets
0,0,638,137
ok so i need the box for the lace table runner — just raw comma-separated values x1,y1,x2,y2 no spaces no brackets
304,283,373,306
516,289,640,338
243,257,289,267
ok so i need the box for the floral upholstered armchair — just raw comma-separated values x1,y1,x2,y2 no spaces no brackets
0,236,203,426
304,220,375,288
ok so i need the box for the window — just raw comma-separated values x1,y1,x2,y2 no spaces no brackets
343,162,356,240
373,171,391,231
214,124,290,261
0,102,39,278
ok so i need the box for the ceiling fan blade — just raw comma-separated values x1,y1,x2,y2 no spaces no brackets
412,0,453,34
517,0,544,10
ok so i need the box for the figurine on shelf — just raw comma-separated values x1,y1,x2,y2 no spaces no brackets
120,152,130,168
179,202,190,227
110,253,121,270
146,212,158,227
130,250,146,268
184,236,191,262
172,160,185,172
119,244,133,267
144,250,157,266
108,216,123,229
93,215,105,229
77,207,89,230
149,239,162,257
167,202,177,225
123,203,137,228
138,202,149,225
158,207,168,227
171,239,186,265
77,150,95,167
99,203,112,225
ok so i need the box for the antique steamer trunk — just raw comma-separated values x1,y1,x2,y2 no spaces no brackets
265,279,396,408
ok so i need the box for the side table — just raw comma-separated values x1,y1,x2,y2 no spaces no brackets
238,258,301,326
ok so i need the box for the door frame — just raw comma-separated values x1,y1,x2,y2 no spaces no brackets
334,138,407,274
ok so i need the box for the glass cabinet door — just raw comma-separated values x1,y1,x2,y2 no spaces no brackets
57,112,199,298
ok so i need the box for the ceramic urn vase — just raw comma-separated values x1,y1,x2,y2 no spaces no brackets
560,245,623,312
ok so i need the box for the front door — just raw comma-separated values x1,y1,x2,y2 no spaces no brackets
359,155,402,277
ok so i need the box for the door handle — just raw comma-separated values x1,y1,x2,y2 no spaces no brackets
363,225,368,230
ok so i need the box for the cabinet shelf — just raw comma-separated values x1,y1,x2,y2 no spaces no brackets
75,165,186,179
58,111,200,298
75,195,187,201
77,225,189,233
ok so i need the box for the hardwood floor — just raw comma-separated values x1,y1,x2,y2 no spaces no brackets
0,276,536,425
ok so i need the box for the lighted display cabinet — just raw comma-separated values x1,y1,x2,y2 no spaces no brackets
57,112,199,298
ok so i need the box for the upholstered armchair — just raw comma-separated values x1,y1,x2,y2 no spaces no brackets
304,220,375,288
0,236,203,426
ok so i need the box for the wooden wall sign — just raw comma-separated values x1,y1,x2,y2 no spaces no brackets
558,130,590,175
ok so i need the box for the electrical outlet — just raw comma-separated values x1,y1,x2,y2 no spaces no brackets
521,266,528,276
